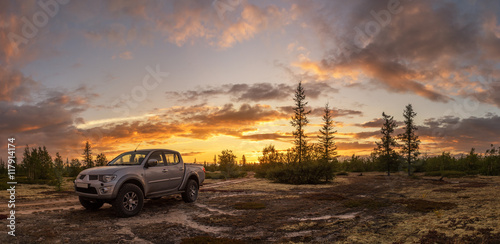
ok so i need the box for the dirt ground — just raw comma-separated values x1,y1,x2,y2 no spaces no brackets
1,172,499,243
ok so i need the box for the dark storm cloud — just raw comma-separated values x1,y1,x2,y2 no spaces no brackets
190,103,288,125
0,86,99,159
354,117,403,128
355,118,385,128
419,115,500,153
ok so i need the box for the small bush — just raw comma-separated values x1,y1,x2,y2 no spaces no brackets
205,171,225,179
0,180,9,190
266,161,335,184
336,171,349,176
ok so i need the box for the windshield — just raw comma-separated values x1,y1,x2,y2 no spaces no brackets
108,152,149,166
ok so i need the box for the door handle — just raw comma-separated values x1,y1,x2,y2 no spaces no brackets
162,169,168,173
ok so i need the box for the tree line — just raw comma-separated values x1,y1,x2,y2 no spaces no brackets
0,141,107,191
204,81,500,183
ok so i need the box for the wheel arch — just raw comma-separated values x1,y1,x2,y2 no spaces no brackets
113,176,146,198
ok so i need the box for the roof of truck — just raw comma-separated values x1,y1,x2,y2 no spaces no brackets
132,149,179,153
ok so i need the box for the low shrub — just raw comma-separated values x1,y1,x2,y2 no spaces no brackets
205,171,225,179
266,161,335,184
0,180,9,190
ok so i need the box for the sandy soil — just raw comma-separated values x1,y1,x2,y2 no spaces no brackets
1,172,499,243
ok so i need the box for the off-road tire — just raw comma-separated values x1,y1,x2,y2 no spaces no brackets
79,197,104,211
112,184,144,217
181,179,199,203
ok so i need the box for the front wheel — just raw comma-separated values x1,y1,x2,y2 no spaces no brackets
79,197,104,211
112,184,144,217
182,179,199,203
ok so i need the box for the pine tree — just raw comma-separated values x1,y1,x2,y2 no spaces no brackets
95,153,107,166
38,146,53,180
82,141,93,168
291,81,311,163
318,103,337,163
22,146,34,179
398,104,420,176
241,155,246,167
54,152,64,191
376,112,399,176
54,152,64,170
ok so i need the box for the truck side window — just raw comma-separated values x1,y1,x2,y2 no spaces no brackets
149,151,165,166
165,153,179,165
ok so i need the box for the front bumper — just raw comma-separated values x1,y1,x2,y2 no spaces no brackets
74,176,116,199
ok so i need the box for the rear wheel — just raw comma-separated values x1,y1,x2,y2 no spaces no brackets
112,184,144,217
79,197,104,211
182,179,199,203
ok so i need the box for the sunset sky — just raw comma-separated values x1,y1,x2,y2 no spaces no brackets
2,0,500,163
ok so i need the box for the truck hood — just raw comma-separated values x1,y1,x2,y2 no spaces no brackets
79,166,136,175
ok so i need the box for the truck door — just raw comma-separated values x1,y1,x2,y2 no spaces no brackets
144,151,169,194
164,152,184,191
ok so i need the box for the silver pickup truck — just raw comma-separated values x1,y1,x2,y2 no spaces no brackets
74,149,205,217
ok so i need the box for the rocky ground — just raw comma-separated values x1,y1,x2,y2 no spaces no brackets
1,172,499,243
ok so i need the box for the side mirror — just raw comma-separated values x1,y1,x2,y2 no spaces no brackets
146,159,158,168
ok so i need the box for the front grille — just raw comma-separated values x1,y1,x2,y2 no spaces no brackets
89,175,98,181
76,187,98,194
79,174,86,180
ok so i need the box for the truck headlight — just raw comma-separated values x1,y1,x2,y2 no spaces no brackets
99,174,116,183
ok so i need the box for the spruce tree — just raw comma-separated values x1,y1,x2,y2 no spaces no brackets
291,81,311,163
318,103,337,163
398,104,420,176
376,112,399,176
82,141,93,168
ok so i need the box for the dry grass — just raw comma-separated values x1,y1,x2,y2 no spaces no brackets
0,177,75,201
